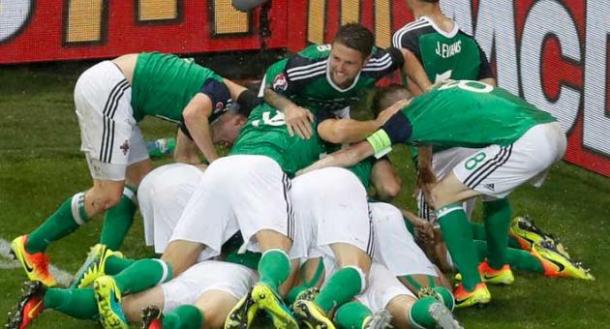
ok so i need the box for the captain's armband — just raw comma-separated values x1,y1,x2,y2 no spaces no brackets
367,129,393,159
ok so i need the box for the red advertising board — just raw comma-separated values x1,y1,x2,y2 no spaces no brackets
1,1,608,177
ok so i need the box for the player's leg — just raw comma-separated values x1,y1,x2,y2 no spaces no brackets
72,163,204,289
286,258,326,305
136,261,257,329
11,61,133,286
431,170,489,308
223,155,297,328
359,264,461,329
292,168,373,328
6,281,101,328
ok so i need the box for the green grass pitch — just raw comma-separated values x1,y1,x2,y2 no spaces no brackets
0,63,609,328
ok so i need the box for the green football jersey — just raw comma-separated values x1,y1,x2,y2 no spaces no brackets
131,52,224,122
393,16,493,84
394,17,494,160
230,103,326,177
264,44,403,114
372,80,556,151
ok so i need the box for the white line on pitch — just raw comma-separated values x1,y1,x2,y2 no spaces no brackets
0,238,74,286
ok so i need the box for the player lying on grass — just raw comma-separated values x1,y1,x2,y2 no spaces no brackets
7,163,261,329
10,51,257,288
298,80,568,308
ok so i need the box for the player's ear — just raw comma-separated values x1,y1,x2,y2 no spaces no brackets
234,114,247,127
362,54,372,67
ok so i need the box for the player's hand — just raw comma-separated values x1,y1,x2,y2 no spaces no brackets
375,99,410,127
285,104,314,139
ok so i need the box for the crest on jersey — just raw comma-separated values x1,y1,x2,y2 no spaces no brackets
120,140,130,156
272,73,288,91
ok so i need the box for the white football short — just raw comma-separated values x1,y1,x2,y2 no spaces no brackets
138,163,205,254
171,155,292,258
453,122,566,199
368,202,437,277
291,167,374,260
74,61,148,180
417,147,479,225
322,259,414,313
161,260,258,313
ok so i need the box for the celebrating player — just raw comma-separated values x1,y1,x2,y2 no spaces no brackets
299,80,569,308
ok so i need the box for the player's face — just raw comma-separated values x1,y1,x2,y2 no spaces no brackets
329,42,367,88
212,113,245,146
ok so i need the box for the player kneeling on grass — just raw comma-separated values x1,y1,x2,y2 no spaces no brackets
298,80,571,308
10,51,255,288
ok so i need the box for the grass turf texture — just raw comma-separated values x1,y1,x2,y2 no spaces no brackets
1,64,609,329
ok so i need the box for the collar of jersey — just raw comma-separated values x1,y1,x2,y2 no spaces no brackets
326,60,362,93
420,16,459,38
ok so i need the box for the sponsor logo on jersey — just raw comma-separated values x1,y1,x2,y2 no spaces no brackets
435,40,462,58
272,73,288,91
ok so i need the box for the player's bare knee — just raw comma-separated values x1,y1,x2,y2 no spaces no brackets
378,182,401,201
161,240,202,276
386,294,416,329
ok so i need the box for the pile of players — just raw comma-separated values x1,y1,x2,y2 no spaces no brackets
6,1,593,329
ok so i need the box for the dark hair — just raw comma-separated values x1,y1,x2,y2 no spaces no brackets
372,84,411,116
333,23,375,58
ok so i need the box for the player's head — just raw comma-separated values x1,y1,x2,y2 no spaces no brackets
210,89,259,146
330,23,374,88
211,109,247,146
372,84,412,116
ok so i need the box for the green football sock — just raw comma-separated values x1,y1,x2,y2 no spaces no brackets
27,193,89,253
99,186,137,250
315,266,365,314
471,221,522,248
258,249,291,291
432,286,455,310
163,305,204,329
483,199,512,269
409,296,440,329
473,240,543,273
506,248,544,273
334,301,371,329
470,222,487,240
114,258,172,294
104,254,135,275
44,287,98,320
437,203,481,291
286,258,325,304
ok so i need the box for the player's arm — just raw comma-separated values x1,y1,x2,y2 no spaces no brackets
298,140,374,175
317,98,408,144
317,118,381,144
182,92,218,163
223,78,249,101
475,41,496,86
299,102,412,175
370,158,402,201
263,57,314,139
399,48,433,94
